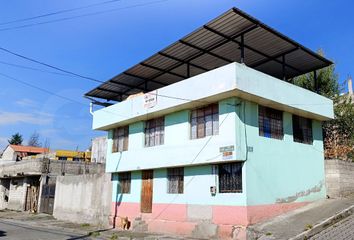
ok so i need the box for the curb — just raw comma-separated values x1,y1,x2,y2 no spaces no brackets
289,204,354,240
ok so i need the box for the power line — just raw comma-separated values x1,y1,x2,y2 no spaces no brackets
0,0,121,26
0,47,334,107
0,60,72,77
0,0,168,32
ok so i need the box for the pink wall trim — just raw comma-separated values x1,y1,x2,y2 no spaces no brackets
247,202,308,224
212,205,248,225
111,201,309,237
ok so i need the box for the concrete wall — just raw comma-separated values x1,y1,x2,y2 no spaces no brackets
91,136,107,164
0,146,15,162
325,159,354,198
7,178,26,211
53,173,112,226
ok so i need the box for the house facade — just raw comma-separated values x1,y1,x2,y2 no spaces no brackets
1,145,48,162
87,8,334,239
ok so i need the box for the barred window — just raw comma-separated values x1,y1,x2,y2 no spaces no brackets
145,117,164,147
258,106,283,140
118,172,131,194
218,162,242,193
167,168,184,194
112,126,129,152
191,104,219,139
293,115,313,144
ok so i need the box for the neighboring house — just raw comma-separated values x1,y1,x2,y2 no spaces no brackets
86,8,334,239
24,150,91,162
1,145,48,162
91,136,107,164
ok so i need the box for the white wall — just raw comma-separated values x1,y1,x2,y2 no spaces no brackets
53,173,112,226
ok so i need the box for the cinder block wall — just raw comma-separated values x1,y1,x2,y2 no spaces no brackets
7,178,26,210
325,159,354,198
53,173,112,226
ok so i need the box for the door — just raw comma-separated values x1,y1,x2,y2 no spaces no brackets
140,170,153,213
40,183,56,214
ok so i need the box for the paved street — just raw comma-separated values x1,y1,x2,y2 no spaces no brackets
0,219,89,240
310,214,354,240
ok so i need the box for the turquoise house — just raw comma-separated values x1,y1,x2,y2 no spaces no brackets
86,8,333,239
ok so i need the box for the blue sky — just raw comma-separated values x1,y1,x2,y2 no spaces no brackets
0,0,353,151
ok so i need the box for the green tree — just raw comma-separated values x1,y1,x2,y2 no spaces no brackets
8,133,23,145
294,50,353,160
293,50,339,98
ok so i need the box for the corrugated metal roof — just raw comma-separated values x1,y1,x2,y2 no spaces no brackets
85,7,332,102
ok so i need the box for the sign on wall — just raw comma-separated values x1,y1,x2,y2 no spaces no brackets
143,90,158,109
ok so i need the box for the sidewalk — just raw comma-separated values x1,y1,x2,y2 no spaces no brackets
0,210,189,240
249,194,354,239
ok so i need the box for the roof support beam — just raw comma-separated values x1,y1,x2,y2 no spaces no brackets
179,40,233,63
251,47,299,68
140,63,186,79
240,34,245,63
123,72,167,87
314,70,318,93
158,52,208,71
203,25,302,73
282,55,286,80
122,24,259,97
109,79,146,91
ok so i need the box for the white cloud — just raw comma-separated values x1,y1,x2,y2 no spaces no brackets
15,98,38,108
0,111,53,126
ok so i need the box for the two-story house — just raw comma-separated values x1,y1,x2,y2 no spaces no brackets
86,8,334,239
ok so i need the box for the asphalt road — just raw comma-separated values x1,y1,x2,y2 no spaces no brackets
310,214,354,240
0,219,90,240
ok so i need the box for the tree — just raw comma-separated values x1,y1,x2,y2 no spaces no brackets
293,50,339,98
8,133,23,145
28,131,42,147
294,50,354,160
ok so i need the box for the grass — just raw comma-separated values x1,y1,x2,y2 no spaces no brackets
110,233,118,240
265,232,272,236
304,224,313,231
89,231,100,237
80,223,90,228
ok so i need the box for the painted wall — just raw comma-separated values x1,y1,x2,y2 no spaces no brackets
241,101,326,206
0,146,16,162
105,98,238,173
93,63,333,131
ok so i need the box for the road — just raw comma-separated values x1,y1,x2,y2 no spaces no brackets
310,214,354,240
0,219,90,240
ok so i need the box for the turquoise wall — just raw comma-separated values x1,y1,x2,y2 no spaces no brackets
241,101,326,206
109,97,326,207
112,165,247,206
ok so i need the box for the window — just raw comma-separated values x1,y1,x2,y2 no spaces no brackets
191,104,219,139
112,126,129,152
167,167,184,194
258,106,283,140
218,162,242,193
293,115,313,144
145,117,164,147
118,172,131,194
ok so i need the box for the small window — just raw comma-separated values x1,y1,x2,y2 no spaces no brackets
191,104,219,139
258,106,283,140
112,126,129,152
293,115,313,144
145,117,164,147
167,167,184,194
218,162,242,193
118,172,131,194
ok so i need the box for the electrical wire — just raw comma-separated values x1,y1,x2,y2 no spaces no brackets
0,0,121,26
0,0,168,32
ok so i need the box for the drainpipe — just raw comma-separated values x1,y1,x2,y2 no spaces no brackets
89,102,94,115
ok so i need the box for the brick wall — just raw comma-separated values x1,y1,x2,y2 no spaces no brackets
325,159,354,198
7,178,26,210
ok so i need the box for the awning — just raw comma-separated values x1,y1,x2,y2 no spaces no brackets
85,7,332,102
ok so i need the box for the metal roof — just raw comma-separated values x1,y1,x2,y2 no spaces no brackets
85,7,332,102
